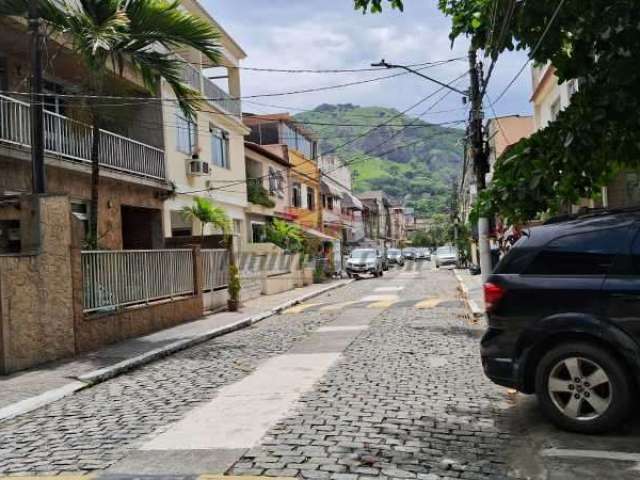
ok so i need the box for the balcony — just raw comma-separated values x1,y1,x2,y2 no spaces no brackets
0,94,166,182
181,64,242,118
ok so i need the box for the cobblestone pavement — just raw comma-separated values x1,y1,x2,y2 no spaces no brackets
0,280,378,476
1,266,639,479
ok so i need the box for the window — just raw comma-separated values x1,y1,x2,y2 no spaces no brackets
631,231,640,274
210,126,230,168
276,171,285,196
251,222,266,243
292,183,302,208
525,228,630,276
176,113,197,154
268,167,277,194
233,219,242,236
307,187,315,211
170,210,192,237
280,122,316,159
327,196,334,210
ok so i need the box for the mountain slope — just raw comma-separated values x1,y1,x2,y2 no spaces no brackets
294,104,464,217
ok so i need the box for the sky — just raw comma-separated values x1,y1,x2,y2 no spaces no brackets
203,0,533,126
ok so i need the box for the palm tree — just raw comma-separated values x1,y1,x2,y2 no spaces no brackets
266,218,304,253
182,197,241,310
1,0,221,246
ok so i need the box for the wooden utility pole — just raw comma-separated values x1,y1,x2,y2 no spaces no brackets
468,47,491,280
28,2,46,194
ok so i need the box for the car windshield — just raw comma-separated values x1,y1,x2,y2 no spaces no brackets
388,249,401,255
350,249,376,259
437,246,456,255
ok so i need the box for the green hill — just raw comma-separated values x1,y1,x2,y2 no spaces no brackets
294,104,464,217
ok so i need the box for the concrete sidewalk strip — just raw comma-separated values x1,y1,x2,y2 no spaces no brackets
453,269,484,319
0,280,353,423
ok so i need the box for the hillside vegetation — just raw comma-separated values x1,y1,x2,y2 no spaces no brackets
295,104,464,217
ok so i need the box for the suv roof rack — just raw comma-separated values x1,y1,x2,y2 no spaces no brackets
544,206,640,225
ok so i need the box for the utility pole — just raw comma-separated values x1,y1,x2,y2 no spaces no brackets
28,2,46,194
468,47,491,281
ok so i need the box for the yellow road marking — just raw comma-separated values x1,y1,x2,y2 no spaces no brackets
283,302,324,314
368,300,398,309
319,300,360,311
414,298,443,309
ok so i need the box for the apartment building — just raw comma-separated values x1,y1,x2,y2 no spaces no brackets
531,64,640,210
244,114,324,233
244,142,292,243
358,191,392,245
0,15,170,252
162,0,250,247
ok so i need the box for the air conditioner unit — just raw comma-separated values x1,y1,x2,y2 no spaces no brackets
186,158,210,176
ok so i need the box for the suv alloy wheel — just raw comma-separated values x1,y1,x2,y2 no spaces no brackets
535,342,632,434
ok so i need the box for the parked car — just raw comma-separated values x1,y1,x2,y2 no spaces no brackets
416,248,430,260
434,246,458,267
402,248,417,260
481,211,640,433
387,248,404,266
346,248,384,278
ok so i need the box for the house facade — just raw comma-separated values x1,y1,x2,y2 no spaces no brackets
358,191,392,245
531,64,640,210
0,14,169,252
161,0,250,248
244,114,323,233
244,142,291,243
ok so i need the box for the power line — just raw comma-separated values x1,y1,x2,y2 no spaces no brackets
235,58,465,74
492,0,566,104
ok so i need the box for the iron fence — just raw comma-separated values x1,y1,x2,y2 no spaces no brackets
82,249,194,313
202,248,229,291
0,94,166,181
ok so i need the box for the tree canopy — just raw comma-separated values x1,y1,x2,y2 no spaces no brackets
355,0,640,223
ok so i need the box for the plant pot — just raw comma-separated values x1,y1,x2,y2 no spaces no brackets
227,298,240,312
303,267,314,286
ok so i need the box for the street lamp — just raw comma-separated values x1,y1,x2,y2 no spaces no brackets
371,59,468,101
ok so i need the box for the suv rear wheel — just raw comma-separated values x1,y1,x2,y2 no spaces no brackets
535,342,632,434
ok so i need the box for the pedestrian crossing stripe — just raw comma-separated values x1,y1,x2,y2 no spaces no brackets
367,300,398,309
283,302,325,314
319,300,360,311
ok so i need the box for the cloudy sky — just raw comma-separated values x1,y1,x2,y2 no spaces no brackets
204,0,532,125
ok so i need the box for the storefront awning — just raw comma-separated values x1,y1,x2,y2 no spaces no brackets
341,192,363,210
320,178,342,197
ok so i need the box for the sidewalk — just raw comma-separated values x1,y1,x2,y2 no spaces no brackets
0,279,351,421
454,268,485,319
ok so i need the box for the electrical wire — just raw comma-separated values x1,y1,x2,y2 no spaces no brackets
235,57,465,73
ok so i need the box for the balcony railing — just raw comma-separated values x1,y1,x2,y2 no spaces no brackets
0,94,166,181
182,63,241,118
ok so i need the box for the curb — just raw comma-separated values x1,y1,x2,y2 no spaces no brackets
453,269,484,320
0,280,353,423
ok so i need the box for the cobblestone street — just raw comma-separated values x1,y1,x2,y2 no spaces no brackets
0,266,638,479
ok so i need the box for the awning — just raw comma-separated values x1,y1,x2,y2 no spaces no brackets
341,192,363,210
301,226,338,242
320,178,342,197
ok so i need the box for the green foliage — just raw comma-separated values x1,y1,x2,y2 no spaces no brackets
266,219,304,253
227,263,241,309
353,0,403,13
247,180,276,208
294,104,463,217
182,197,231,238
408,213,456,248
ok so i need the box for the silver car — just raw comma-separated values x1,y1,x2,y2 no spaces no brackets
435,246,458,268
346,249,384,278
387,248,404,266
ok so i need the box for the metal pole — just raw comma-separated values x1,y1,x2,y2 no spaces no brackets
28,2,46,193
468,47,492,281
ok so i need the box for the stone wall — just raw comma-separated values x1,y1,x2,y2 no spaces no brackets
0,195,76,374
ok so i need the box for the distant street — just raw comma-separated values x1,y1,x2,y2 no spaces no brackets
1,264,638,480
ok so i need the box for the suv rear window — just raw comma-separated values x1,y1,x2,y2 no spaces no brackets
524,227,630,276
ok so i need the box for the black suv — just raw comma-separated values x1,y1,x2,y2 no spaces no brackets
481,211,640,433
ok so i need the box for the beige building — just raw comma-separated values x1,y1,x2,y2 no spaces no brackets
531,63,640,210
244,142,292,243
162,0,251,246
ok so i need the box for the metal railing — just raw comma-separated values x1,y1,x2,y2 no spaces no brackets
202,248,229,291
0,94,166,181
182,63,241,118
82,249,194,313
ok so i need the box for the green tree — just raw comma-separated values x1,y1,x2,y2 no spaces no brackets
181,196,231,241
2,0,221,245
265,218,304,253
355,0,640,223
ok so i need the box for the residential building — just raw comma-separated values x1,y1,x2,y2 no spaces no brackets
161,0,250,248
0,14,171,252
358,191,392,245
244,142,292,243
531,63,640,210
244,114,323,233
389,200,407,246
318,155,363,244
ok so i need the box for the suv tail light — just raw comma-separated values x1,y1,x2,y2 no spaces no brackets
484,282,505,312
